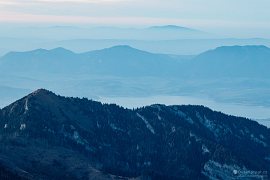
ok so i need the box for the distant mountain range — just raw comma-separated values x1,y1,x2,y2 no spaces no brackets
1,45,270,113
1,24,270,56
0,25,213,41
1,45,270,78
2,37,270,56
0,45,180,77
0,89,269,179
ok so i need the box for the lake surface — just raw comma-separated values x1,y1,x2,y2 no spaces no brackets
98,95,270,127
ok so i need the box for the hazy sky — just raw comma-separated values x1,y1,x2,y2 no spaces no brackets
0,0,269,37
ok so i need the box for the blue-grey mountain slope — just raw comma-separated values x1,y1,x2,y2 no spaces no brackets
190,45,270,78
0,45,181,77
1,45,270,78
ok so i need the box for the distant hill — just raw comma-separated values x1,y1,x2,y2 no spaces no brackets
0,89,269,179
80,45,182,76
189,45,270,78
2,45,270,78
149,25,196,31
0,24,214,41
0,45,181,77
146,25,212,39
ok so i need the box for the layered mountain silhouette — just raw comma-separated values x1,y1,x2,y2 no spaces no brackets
0,25,213,41
1,45,270,109
1,45,269,78
149,25,195,31
190,45,270,78
0,89,269,179
0,45,180,77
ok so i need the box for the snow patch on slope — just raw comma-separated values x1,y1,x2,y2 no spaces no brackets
136,113,155,134
202,144,210,154
171,107,194,124
203,160,245,180
24,98,29,112
20,124,26,130
110,123,125,132
250,134,267,147
196,112,232,138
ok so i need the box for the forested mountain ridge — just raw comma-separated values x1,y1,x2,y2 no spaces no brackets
0,89,269,179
